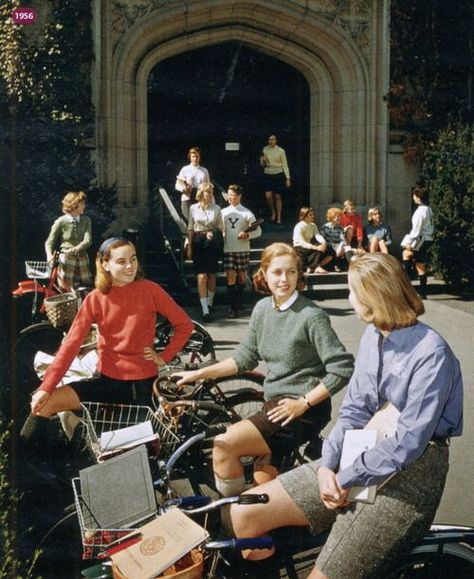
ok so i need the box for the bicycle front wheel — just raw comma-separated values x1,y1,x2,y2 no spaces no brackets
10,321,65,422
388,543,474,578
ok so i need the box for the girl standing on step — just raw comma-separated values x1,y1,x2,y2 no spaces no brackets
22,237,193,440
187,182,224,322
401,187,434,297
176,242,354,496
260,135,291,224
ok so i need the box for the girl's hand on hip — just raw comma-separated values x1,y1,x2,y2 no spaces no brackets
31,390,50,415
143,347,165,367
267,397,307,426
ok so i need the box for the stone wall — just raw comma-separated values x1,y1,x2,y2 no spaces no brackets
92,0,391,229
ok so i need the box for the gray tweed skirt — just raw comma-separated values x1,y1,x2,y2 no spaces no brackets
278,441,449,578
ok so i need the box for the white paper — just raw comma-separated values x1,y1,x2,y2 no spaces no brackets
99,420,156,451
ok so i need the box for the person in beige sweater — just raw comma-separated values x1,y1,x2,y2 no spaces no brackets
260,135,291,224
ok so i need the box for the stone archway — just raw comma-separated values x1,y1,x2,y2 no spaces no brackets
93,0,389,226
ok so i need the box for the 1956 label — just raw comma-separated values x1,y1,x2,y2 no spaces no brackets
11,7,38,25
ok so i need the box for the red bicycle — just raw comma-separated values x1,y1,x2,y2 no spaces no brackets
12,253,64,327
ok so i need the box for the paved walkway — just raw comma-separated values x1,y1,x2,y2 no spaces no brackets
184,289,474,527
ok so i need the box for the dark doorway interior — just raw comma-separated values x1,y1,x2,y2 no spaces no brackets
148,42,310,219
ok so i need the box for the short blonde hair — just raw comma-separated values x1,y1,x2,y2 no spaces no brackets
62,191,87,214
349,253,424,331
342,199,356,212
253,242,305,294
367,207,382,223
326,207,342,222
195,182,214,201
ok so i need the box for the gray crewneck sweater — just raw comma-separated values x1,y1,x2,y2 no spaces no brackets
234,294,354,400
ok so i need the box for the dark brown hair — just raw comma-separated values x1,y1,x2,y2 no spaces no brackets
95,238,144,294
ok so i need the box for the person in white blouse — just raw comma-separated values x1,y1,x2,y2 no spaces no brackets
260,135,291,224
187,182,224,322
175,147,210,222
293,207,332,274
401,187,434,297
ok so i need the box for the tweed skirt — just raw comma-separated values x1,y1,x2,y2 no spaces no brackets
278,441,449,578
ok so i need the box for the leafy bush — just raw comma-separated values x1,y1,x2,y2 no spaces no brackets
421,124,474,287
0,422,40,578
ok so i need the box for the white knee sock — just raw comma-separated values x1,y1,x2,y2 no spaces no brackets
214,474,246,497
200,297,209,314
207,290,215,307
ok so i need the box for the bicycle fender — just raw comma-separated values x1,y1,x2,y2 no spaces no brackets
12,281,52,296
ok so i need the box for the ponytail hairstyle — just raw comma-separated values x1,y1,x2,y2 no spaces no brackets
95,237,144,293
253,242,305,294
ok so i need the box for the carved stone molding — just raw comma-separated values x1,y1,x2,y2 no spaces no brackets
110,1,372,52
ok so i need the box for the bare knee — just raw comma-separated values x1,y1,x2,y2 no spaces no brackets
308,567,328,579
213,432,238,468
231,503,262,538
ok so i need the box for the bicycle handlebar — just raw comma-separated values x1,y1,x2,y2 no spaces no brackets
205,537,274,551
155,425,227,484
164,493,269,515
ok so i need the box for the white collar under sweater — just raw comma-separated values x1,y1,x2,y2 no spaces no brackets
272,290,299,311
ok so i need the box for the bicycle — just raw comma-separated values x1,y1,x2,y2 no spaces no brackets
8,317,220,432
78,490,474,579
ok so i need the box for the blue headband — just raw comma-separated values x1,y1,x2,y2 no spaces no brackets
98,236,129,256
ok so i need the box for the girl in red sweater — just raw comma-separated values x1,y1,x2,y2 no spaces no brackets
22,237,193,438
340,199,365,252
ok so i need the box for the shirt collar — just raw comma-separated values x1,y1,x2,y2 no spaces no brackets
67,214,79,223
272,291,299,311
373,322,422,346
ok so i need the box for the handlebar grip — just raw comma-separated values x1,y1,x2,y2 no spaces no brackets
234,537,274,550
205,537,274,551
238,493,269,505
205,424,227,437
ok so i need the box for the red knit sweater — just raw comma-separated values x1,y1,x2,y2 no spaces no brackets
40,279,193,394
340,212,364,244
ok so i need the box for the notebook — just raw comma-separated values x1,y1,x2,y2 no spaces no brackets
79,445,156,530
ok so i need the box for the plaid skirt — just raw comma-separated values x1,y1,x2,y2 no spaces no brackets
223,251,250,271
57,250,92,291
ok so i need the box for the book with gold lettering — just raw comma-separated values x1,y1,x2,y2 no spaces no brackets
111,508,208,579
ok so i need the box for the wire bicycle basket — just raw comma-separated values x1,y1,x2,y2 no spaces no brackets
72,477,133,559
80,402,180,463
25,260,52,279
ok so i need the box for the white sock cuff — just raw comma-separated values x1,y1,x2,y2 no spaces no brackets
207,290,215,306
214,474,246,497
199,297,209,314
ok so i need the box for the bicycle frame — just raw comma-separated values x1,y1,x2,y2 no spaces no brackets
12,253,62,324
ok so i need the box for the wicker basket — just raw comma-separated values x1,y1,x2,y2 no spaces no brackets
44,292,78,327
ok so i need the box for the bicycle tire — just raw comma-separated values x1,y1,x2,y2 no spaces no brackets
10,321,65,423
388,543,474,577
13,291,46,328
155,318,216,364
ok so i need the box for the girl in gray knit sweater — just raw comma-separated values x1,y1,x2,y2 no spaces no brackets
176,242,353,497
